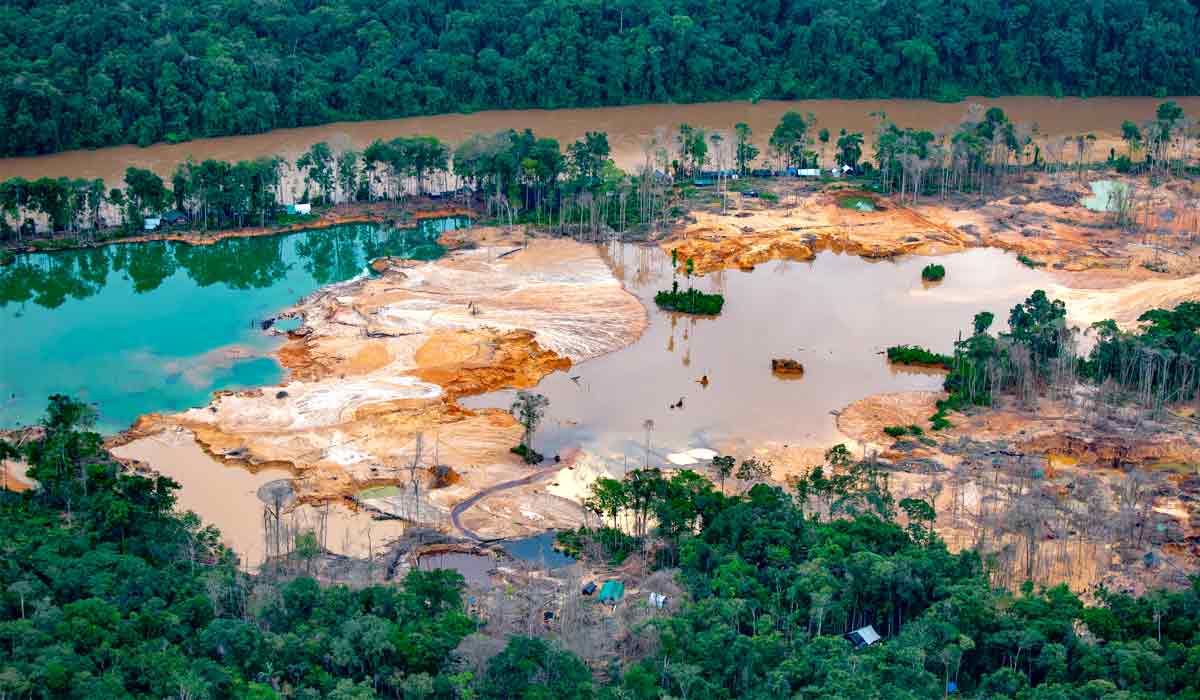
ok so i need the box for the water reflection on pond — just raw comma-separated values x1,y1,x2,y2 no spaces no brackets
1,218,463,431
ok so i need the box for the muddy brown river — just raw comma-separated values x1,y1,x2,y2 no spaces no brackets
2,97,1196,188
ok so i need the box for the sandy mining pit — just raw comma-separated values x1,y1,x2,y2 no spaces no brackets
111,175,1200,585
665,175,1200,326
122,233,647,553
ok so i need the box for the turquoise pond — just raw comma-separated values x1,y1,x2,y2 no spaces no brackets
1,218,464,432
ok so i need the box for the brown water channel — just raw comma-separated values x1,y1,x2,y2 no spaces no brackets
3,97,1195,188
463,242,1056,463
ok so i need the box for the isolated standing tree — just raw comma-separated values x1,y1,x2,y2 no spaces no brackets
769,111,813,170
836,130,864,171
296,142,334,202
511,391,549,456
734,122,759,175
712,455,735,493
1120,120,1142,158
336,150,360,203
642,418,655,467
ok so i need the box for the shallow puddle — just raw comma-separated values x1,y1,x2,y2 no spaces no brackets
417,552,494,587
465,242,1055,464
1082,180,1130,212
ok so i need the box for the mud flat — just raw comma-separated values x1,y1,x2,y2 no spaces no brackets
665,175,1200,310
112,427,409,568
126,236,647,551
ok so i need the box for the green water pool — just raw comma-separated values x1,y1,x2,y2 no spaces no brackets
1,218,464,432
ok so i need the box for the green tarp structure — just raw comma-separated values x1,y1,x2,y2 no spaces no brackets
598,580,624,603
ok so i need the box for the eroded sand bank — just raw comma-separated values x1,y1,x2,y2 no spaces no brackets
124,235,647,551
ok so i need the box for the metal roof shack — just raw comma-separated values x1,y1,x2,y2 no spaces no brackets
597,580,624,604
844,625,881,649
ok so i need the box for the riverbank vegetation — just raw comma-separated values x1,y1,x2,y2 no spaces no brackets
2,100,1193,251
2,0,1198,157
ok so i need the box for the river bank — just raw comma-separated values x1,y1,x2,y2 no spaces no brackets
1,199,472,257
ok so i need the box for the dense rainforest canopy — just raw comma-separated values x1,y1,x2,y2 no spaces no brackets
2,0,1198,156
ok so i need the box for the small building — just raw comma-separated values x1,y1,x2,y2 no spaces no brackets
648,592,668,609
161,210,189,225
597,580,625,605
844,625,881,649
797,168,822,177
294,203,312,215
581,581,597,596
143,217,161,231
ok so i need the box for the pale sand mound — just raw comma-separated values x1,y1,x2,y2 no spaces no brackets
836,391,943,446
1051,272,1200,330
130,239,648,523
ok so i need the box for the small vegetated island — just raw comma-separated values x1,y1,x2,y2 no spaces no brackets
920,263,946,282
655,250,725,315
886,344,954,370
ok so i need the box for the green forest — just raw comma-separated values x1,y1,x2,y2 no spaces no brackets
4,395,1200,698
2,0,1198,156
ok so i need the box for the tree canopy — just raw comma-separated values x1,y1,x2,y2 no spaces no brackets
1,0,1197,156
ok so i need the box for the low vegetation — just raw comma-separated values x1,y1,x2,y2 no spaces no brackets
883,424,925,438
1017,253,1045,268
657,251,725,315
921,262,946,281
886,344,954,369
654,286,725,315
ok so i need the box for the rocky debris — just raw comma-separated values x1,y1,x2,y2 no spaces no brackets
893,457,946,474
771,358,805,375
1036,187,1079,207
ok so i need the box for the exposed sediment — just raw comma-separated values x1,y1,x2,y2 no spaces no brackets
831,388,1200,593
129,237,647,529
664,177,1200,329
665,189,969,275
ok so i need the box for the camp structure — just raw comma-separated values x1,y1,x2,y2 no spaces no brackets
844,625,881,649
581,581,597,596
161,210,189,225
597,580,625,605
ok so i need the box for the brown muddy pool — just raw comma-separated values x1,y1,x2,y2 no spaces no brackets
417,553,495,587
463,242,1056,463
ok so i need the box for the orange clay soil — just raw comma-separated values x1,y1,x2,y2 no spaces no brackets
124,236,647,524
662,175,1200,302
